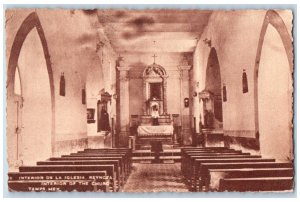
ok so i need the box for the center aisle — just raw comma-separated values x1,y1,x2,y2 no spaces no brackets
122,163,189,192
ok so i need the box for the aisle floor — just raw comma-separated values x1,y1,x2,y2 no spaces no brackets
122,163,189,192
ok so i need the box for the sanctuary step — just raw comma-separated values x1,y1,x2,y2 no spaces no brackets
132,149,181,163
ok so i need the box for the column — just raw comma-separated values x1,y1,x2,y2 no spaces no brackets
117,64,130,147
179,65,192,145
163,78,168,114
143,80,147,115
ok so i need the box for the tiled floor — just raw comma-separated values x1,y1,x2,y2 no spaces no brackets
122,163,189,192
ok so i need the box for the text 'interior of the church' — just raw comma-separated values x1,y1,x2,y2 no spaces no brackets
5,8,294,193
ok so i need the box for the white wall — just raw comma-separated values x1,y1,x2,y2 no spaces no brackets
6,10,117,167
194,10,267,138
193,10,293,155
258,24,293,160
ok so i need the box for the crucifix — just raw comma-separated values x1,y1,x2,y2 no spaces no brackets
152,54,157,64
117,53,123,61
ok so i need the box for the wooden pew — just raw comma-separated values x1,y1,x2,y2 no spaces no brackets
84,148,131,152
180,147,260,190
49,156,130,180
18,164,118,192
198,162,293,191
8,171,109,192
37,159,124,189
80,149,132,164
181,152,254,180
192,158,276,190
62,152,131,179
208,168,294,191
65,153,130,166
219,177,294,192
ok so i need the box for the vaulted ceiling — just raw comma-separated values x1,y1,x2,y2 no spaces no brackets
96,9,212,54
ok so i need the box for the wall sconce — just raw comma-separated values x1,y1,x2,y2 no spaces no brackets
59,72,65,96
203,38,212,47
96,41,105,53
223,84,227,102
113,93,118,99
242,69,248,93
184,98,189,108
82,88,86,105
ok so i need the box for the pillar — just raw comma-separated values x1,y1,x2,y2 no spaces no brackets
163,78,168,114
143,80,147,115
117,64,130,147
179,65,192,145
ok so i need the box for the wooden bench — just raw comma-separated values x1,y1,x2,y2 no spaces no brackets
219,177,294,192
61,153,131,178
208,168,294,191
181,153,255,180
18,164,117,192
49,156,130,180
192,158,276,190
37,159,124,189
198,162,293,191
8,171,108,192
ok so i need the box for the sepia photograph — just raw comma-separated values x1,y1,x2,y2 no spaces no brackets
4,3,295,195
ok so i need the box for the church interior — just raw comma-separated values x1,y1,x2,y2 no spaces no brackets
5,8,294,192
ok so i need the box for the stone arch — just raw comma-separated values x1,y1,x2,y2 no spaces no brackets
253,10,293,159
7,12,55,155
204,47,223,125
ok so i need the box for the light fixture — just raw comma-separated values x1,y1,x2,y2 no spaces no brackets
113,93,118,99
203,38,212,47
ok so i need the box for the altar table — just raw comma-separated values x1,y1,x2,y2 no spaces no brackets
137,125,174,137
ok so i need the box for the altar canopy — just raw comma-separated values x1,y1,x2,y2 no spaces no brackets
137,125,174,137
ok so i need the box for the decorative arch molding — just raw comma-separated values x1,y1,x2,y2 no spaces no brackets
142,63,168,115
7,12,56,153
142,63,167,78
253,10,293,136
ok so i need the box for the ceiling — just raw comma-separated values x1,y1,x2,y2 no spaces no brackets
96,9,212,54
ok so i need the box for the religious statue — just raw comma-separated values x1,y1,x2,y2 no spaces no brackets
151,105,159,126
99,106,110,131
204,109,214,129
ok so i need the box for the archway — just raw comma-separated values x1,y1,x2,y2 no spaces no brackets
7,12,55,168
254,10,293,160
203,48,223,129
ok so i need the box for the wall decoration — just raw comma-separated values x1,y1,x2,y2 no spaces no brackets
242,69,248,93
223,84,227,102
59,72,65,96
184,98,189,108
82,88,86,105
87,108,95,124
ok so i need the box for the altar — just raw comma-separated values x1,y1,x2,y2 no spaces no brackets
138,125,174,137
133,59,175,146
137,125,174,145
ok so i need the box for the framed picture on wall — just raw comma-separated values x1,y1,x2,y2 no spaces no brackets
87,108,96,123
